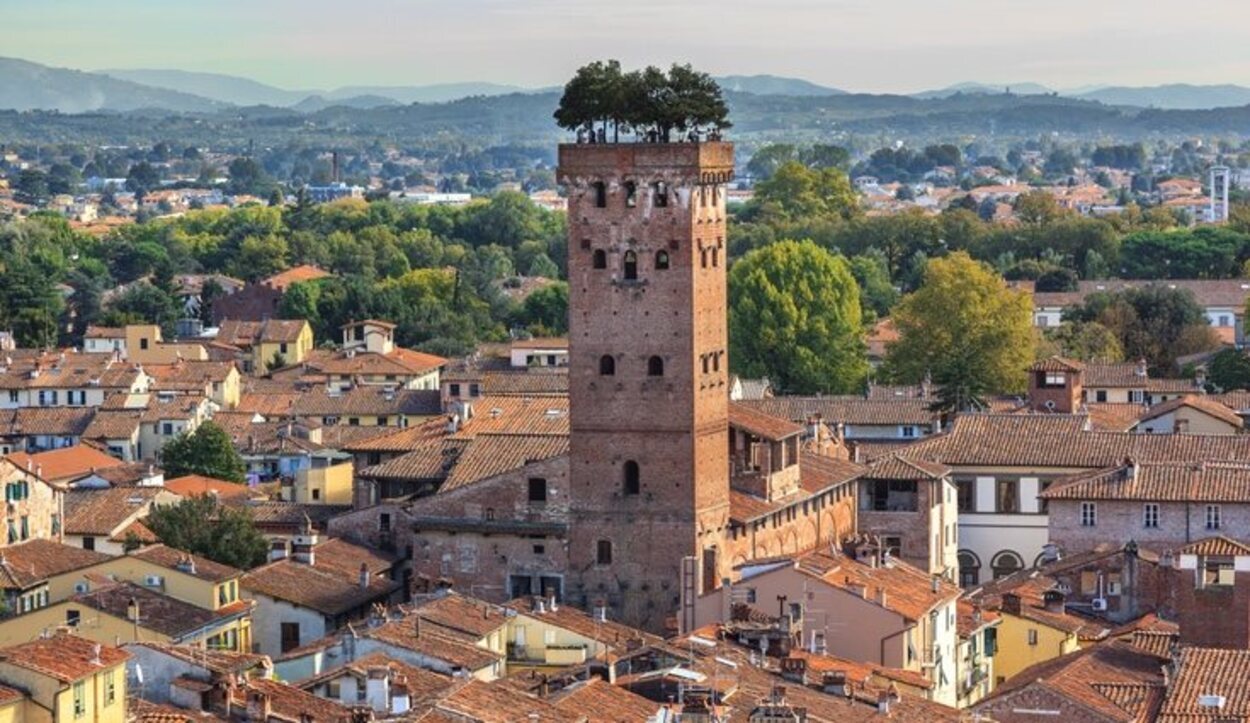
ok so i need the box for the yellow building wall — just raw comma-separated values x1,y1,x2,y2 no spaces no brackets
292,463,354,505
52,665,126,723
68,558,220,610
255,325,313,373
0,603,173,648
0,698,23,723
214,368,242,409
992,613,1078,683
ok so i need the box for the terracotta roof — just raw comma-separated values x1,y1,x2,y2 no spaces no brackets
237,677,356,723
442,435,569,491
509,337,568,350
741,396,938,426
1042,461,1250,502
974,641,1166,723
73,581,251,639
792,551,961,623
81,410,143,440
111,518,157,543
257,319,308,344
1034,279,1250,311
289,386,441,418
549,678,660,721
431,679,577,722
1158,647,1250,722
1082,362,1152,388
0,407,95,437
1084,403,1146,432
357,439,467,482
798,453,866,494
362,617,500,671
973,574,1112,640
903,413,1250,469
8,445,125,483
63,486,165,535
0,632,129,682
1177,535,1250,557
224,501,348,530
301,347,447,378
262,265,331,291
505,597,663,655
1136,394,1243,429
783,646,934,691
165,474,255,500
83,325,126,339
241,553,399,616
340,418,448,453
128,544,242,582
146,360,237,388
414,593,509,638
1031,356,1086,372
862,453,949,480
126,641,270,676
298,538,396,577
452,396,569,439
477,370,568,396
728,402,803,440
0,352,143,391
234,392,301,417
0,539,111,590
955,599,999,639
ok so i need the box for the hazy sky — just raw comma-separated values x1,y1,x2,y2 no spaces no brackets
5,0,1250,92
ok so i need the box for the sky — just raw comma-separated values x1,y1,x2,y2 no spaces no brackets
4,0,1250,93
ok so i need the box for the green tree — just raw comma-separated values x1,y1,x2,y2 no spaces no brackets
160,422,246,483
745,161,858,223
518,282,569,336
1066,286,1220,372
885,252,1035,394
267,351,288,373
847,252,898,321
728,240,867,394
1207,348,1250,392
145,496,268,569
1041,321,1124,362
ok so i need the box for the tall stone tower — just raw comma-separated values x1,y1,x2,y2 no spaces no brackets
558,141,735,632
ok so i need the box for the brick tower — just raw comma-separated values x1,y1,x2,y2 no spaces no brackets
558,141,735,632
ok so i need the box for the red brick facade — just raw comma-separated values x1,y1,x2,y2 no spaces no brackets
558,143,735,630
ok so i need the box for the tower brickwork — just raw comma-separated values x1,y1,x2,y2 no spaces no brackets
558,142,735,631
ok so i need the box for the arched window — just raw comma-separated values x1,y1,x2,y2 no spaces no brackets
653,182,669,207
623,461,640,496
958,550,981,588
712,352,720,372
624,181,638,208
701,355,709,374
596,540,613,565
655,251,670,270
592,249,607,269
711,247,719,268
599,355,615,376
593,182,607,208
647,356,664,376
623,251,638,281
991,550,1024,580
700,248,708,269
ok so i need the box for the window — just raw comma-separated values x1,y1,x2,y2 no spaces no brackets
655,250,670,270
958,551,980,588
1080,502,1097,527
996,480,1019,513
623,461,640,496
67,609,81,626
624,181,638,208
596,540,612,565
956,480,975,512
882,536,902,557
1027,629,1039,646
380,513,391,532
1206,504,1221,530
991,551,1024,580
528,478,547,503
647,356,664,377
280,342,288,355
1203,558,1235,587
861,479,918,512
599,355,616,376
700,248,709,269
311,489,320,501
533,544,545,554
653,182,668,207
82,536,95,551
1095,390,1108,402
592,249,607,269
1037,480,1053,514
1042,372,1066,387
140,338,150,351
623,251,638,280
162,422,173,436
469,383,481,397
280,622,301,653
1143,503,1160,529
711,247,719,267
73,681,86,718
593,182,606,208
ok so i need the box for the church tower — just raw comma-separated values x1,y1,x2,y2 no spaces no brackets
558,142,735,632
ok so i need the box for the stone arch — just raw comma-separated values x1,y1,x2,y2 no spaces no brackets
958,549,981,588
990,550,1025,580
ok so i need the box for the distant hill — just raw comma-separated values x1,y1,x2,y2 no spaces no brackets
291,94,401,112
0,57,223,113
912,82,1053,99
322,83,534,104
1070,83,1250,110
98,68,312,106
714,75,845,96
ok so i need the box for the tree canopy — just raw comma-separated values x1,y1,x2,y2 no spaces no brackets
554,61,731,141
1064,286,1220,373
145,495,269,569
885,252,1035,401
159,422,247,483
728,239,867,394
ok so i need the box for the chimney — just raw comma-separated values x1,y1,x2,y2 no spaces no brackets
1135,358,1148,378
1042,589,1065,615
127,598,139,622
247,690,271,721
365,667,389,712
1001,592,1023,615
548,594,558,612
269,539,289,562
359,562,371,589
876,587,888,608
91,644,102,665
175,554,197,576
877,690,892,716
780,657,806,683
389,675,410,715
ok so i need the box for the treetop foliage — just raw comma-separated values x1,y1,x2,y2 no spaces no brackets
554,60,731,141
